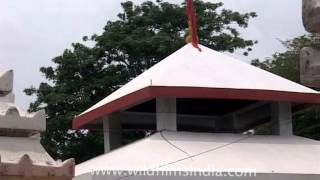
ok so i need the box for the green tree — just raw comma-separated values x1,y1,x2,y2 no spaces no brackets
251,35,320,140
25,0,257,163
251,35,313,83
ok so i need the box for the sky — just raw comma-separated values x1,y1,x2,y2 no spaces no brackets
0,0,307,111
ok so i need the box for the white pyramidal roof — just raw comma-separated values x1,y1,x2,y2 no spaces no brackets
75,131,320,180
73,44,320,129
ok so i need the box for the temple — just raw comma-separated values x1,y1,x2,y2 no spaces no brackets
0,70,75,180
73,44,320,180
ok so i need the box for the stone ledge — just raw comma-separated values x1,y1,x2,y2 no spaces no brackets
0,103,46,132
0,155,75,178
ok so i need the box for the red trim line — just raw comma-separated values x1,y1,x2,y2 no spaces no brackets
72,87,153,129
73,86,320,129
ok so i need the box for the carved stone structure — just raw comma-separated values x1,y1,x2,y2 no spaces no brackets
303,0,320,33
300,46,320,87
301,0,320,88
0,70,75,180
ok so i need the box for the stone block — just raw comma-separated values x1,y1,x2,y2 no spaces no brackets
300,46,320,88
303,0,320,33
0,70,13,95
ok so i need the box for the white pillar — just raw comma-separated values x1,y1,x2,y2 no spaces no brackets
156,98,177,131
271,102,293,136
103,114,122,153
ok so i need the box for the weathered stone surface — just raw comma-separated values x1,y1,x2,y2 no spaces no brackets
0,70,13,95
0,93,15,103
0,70,46,133
303,0,320,33
0,69,75,179
0,103,46,132
300,46,320,88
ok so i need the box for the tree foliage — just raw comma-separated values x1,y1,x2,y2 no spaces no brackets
25,0,257,163
251,35,313,83
251,35,320,140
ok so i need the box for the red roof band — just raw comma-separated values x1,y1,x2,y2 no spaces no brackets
73,86,320,129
